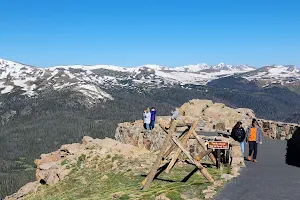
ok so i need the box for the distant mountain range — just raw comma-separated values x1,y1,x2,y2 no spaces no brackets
1,58,299,103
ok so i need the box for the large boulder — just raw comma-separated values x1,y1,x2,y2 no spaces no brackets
179,99,255,131
179,99,213,118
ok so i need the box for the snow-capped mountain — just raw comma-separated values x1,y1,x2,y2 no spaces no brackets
0,58,255,100
1,58,299,102
0,59,114,101
242,64,300,85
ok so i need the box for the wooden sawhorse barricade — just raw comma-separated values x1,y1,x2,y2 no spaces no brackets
142,119,218,190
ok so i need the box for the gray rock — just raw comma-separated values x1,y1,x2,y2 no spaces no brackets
221,173,234,181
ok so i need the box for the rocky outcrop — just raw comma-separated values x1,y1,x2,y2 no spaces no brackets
257,119,298,140
115,99,256,146
116,118,244,170
115,99,299,154
4,182,39,200
179,99,255,131
115,120,165,151
178,99,299,139
5,136,151,200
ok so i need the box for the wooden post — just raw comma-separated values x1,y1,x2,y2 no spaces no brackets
195,149,213,161
172,136,214,183
159,122,186,159
217,149,221,169
142,119,178,190
193,131,217,165
165,120,199,173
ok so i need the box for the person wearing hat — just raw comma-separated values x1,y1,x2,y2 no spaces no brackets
246,118,263,162
231,121,246,157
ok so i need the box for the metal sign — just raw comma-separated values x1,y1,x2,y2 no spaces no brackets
208,141,229,149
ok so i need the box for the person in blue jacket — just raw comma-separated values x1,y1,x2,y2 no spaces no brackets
150,107,156,129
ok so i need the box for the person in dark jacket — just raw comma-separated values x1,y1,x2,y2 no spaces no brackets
231,121,246,157
150,107,156,129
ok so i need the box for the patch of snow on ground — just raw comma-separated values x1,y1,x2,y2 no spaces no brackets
1,85,14,94
268,67,299,78
13,77,37,90
65,70,76,79
103,76,116,80
76,84,113,100
22,90,37,97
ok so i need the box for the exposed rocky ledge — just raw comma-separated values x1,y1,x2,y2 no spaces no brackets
5,134,243,200
5,137,151,200
116,99,299,149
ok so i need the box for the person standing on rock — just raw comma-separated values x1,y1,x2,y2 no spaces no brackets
143,108,151,133
246,118,263,162
164,107,179,129
231,121,246,157
150,107,156,130
171,107,179,120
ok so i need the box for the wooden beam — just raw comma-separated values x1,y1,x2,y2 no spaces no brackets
165,119,199,173
142,119,178,190
159,122,176,159
159,122,188,160
193,131,217,165
172,136,214,183
216,149,222,170
195,149,213,161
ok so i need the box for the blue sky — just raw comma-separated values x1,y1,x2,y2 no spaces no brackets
0,0,299,67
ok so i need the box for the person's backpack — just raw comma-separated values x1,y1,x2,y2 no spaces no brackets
235,128,244,141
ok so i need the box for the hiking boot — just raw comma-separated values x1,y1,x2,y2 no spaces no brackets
247,156,252,161
253,159,257,163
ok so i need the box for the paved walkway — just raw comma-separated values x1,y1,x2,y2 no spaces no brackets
215,137,300,200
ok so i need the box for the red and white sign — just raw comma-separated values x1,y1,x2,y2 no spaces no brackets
208,141,229,149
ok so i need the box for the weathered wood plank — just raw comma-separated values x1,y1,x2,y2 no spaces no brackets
195,149,213,161
142,119,178,190
165,120,199,173
193,131,217,165
172,136,214,183
159,122,188,159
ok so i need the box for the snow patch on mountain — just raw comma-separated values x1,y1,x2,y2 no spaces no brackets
1,85,14,94
243,65,300,84
77,84,113,100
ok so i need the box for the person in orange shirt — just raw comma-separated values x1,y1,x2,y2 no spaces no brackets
246,118,263,162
